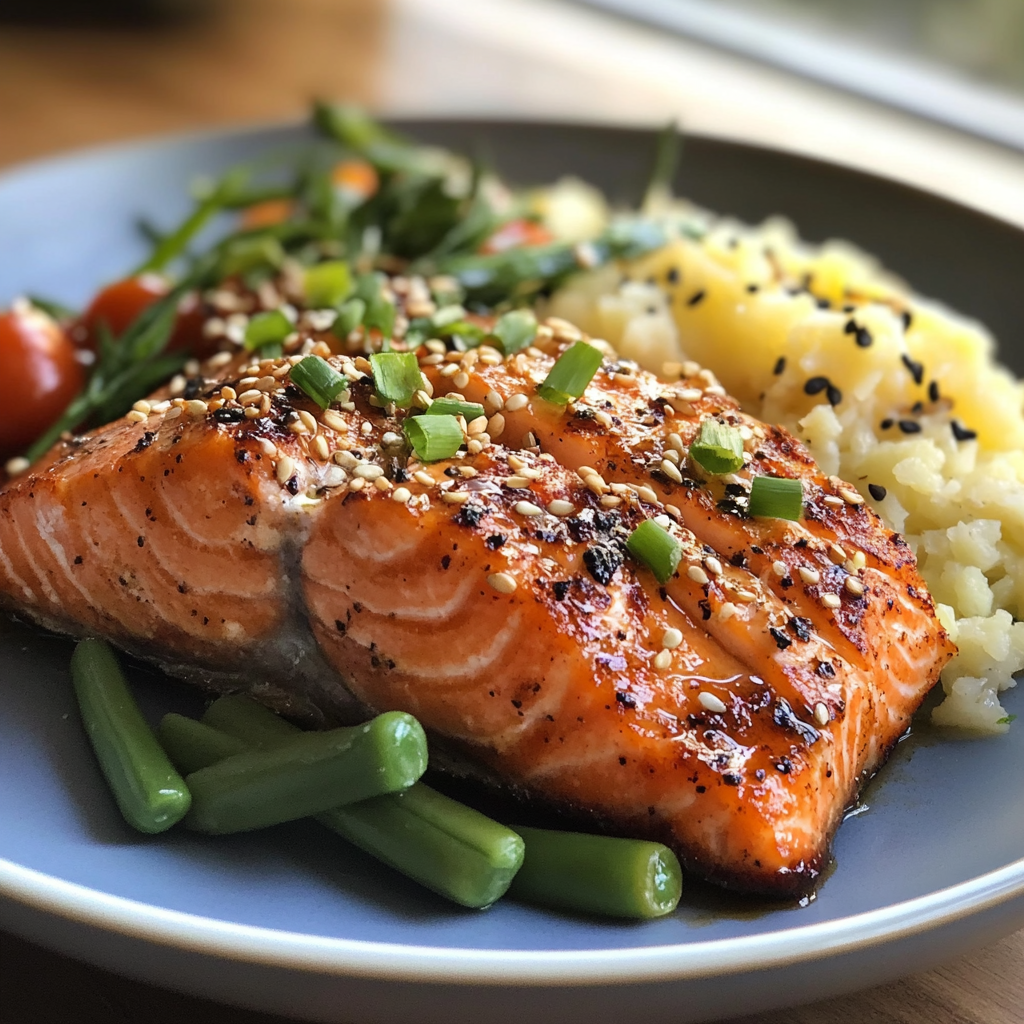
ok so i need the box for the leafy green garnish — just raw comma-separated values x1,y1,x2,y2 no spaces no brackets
997,715,1017,725
489,309,537,354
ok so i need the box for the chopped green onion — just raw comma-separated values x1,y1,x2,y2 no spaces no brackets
432,304,467,327
332,298,365,339
304,260,352,309
626,520,682,584
748,475,803,520
218,237,284,280
425,398,485,420
403,414,463,462
536,342,603,405
370,352,422,407
244,309,292,351
690,419,744,475
290,356,347,409
490,309,536,355
355,273,396,343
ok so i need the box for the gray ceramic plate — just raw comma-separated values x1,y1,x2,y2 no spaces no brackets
0,120,1022,1024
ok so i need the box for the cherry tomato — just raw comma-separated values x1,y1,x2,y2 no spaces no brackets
72,275,207,356
480,218,554,254
0,303,84,460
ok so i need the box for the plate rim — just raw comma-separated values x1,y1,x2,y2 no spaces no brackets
2,116,1023,990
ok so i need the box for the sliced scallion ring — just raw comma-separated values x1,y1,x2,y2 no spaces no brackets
332,298,366,339
490,309,536,355
748,476,803,520
425,398,485,420
290,356,347,409
370,352,422,407
626,520,682,584
244,309,292,351
403,414,463,462
536,341,602,405
690,419,744,475
304,260,352,309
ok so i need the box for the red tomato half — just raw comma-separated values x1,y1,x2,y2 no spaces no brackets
73,274,207,356
0,303,84,460
480,218,554,255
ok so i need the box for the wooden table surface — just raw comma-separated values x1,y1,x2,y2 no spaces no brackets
0,1,1021,1021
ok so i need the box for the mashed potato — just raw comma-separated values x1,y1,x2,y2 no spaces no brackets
546,198,1024,732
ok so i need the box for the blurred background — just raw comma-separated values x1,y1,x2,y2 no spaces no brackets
1,0,1023,226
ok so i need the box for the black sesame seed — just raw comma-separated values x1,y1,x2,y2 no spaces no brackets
773,356,786,376
901,310,913,330
901,354,924,385
804,376,829,396
880,418,894,430
951,419,978,442
666,267,680,285
843,320,857,335
928,380,940,403
898,420,922,434
686,289,705,307
746,283,759,293
213,407,244,425
826,384,842,407
816,298,831,309
868,483,887,501
183,376,205,400
855,326,873,348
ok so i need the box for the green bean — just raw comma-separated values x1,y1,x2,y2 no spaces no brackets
156,713,245,775
183,711,427,834
204,696,524,907
70,639,191,834
508,826,682,919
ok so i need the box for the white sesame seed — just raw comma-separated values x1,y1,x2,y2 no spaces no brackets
704,556,723,576
413,470,435,486
457,466,478,478
653,514,671,528
312,435,330,460
515,500,544,516
823,495,844,508
185,399,208,418
687,565,710,586
298,410,318,434
733,589,757,603
660,459,683,483
852,551,867,571
653,650,673,671
348,476,366,491
814,702,830,726
132,399,152,414
547,499,575,516
483,389,503,412
839,487,865,505
238,389,263,406
488,572,518,594
504,393,529,412
354,464,383,480
419,353,444,366
5,456,30,476
487,413,506,438
699,692,728,713
662,628,683,650
821,593,842,609
798,566,821,585
442,491,470,504
828,544,847,565
392,487,411,504
467,439,484,454
126,410,148,423
504,476,530,489
464,415,486,436
662,448,680,465
636,485,659,504
600,495,622,508
453,371,470,390
718,601,738,620
844,577,866,596
668,432,685,453
678,388,703,402
259,439,278,458
374,476,392,492
523,432,538,448
360,422,373,436
276,456,296,484
772,560,788,577
243,407,262,420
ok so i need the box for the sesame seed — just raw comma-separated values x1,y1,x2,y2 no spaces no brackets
653,514,671,528
185,399,208,418
523,432,538,448
851,551,867,571
5,456,30,476
733,589,757,603
439,363,460,378
678,388,703,402
839,487,864,505
457,466,478,479
466,415,488,436
454,371,470,390
126,410,148,423
132,400,152,414
237,389,262,406
487,413,506,438
718,601,737,620
658,458,683,484
515,500,544,516
667,432,685,454
298,410,318,434
600,495,623,508
814,702,830,726
662,627,683,650
821,593,842,609
844,577,865,596
354,464,384,480
349,477,366,491
653,650,672,670
360,422,373,436
504,393,529,412
312,435,330,460
772,560,788,577
392,487,411,504
488,572,518,594
419,353,444,366
413,470,435,486
699,692,727,713
687,565,710,586
798,566,821,585
822,495,844,507
276,456,296,484
662,448,680,466
636,485,659,504
951,420,977,442
665,503,682,518
163,405,183,421
505,476,531,489
704,556,723,576
467,440,484,455
374,476,392,492
484,390,503,411
828,544,847,564
442,491,470,504
243,407,262,420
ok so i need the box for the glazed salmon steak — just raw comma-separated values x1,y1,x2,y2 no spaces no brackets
0,311,954,896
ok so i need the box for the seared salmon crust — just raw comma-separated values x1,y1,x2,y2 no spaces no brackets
0,308,954,897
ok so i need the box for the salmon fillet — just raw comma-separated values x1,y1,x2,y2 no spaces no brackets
0,302,955,897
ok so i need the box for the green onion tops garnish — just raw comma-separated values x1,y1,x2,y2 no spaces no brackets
332,298,366,340
290,356,347,409
370,351,422,407
536,341,603,405
690,419,744,475
356,273,396,343
626,520,682,584
304,260,353,309
425,397,485,421
490,309,537,355
748,475,803,520
404,414,463,462
244,309,293,351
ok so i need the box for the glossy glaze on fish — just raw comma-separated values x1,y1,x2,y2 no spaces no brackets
0,300,955,896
